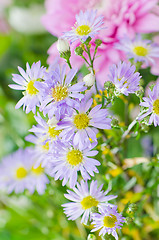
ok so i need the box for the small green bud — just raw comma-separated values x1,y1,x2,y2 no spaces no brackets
87,234,97,240
75,46,84,56
104,81,115,97
84,36,92,45
125,217,133,224
128,203,138,212
136,87,144,99
104,81,114,90
140,122,149,132
111,118,119,127
95,39,102,46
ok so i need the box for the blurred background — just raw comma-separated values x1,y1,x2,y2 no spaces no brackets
0,0,159,240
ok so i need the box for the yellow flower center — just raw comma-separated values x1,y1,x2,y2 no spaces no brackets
76,25,91,36
153,99,159,115
48,127,62,139
74,113,89,129
52,85,68,102
16,167,27,179
41,141,49,151
81,196,99,210
67,149,83,166
103,214,117,228
133,46,148,56
26,80,38,95
32,164,44,175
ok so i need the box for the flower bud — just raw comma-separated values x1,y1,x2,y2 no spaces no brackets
87,234,96,240
57,38,70,53
128,203,138,212
125,217,133,224
83,73,95,87
95,39,102,47
111,118,119,128
75,46,84,56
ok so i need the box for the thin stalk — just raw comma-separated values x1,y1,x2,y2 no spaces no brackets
121,110,147,141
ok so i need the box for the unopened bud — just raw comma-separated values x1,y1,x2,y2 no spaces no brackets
95,39,102,46
128,203,138,212
75,46,84,56
84,36,92,45
104,81,114,90
87,234,96,240
57,38,70,53
111,118,119,127
125,217,133,224
140,122,149,132
136,87,144,99
83,73,95,87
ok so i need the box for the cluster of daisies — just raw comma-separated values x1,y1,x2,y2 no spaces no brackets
1,9,159,240
0,59,124,239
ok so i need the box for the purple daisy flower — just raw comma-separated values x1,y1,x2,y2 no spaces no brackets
138,81,159,127
35,64,86,119
57,98,111,147
29,113,62,143
108,61,141,96
91,205,125,240
116,34,159,65
0,148,49,195
9,61,46,114
47,141,100,188
63,10,104,43
62,180,117,224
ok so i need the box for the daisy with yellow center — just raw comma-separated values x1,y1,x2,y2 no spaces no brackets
26,80,39,95
9,61,46,114
139,81,159,127
91,206,125,240
57,98,111,147
27,114,63,168
16,167,28,179
0,148,50,194
47,141,100,188
32,164,44,175
63,10,104,43
116,34,159,66
62,180,117,224
36,64,86,120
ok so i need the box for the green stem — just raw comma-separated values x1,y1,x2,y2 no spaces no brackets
66,58,72,69
81,55,90,66
121,110,147,142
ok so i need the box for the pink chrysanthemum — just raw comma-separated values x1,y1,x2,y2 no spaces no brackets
42,0,159,86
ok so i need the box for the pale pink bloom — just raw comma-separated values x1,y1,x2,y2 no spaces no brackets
42,0,159,86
